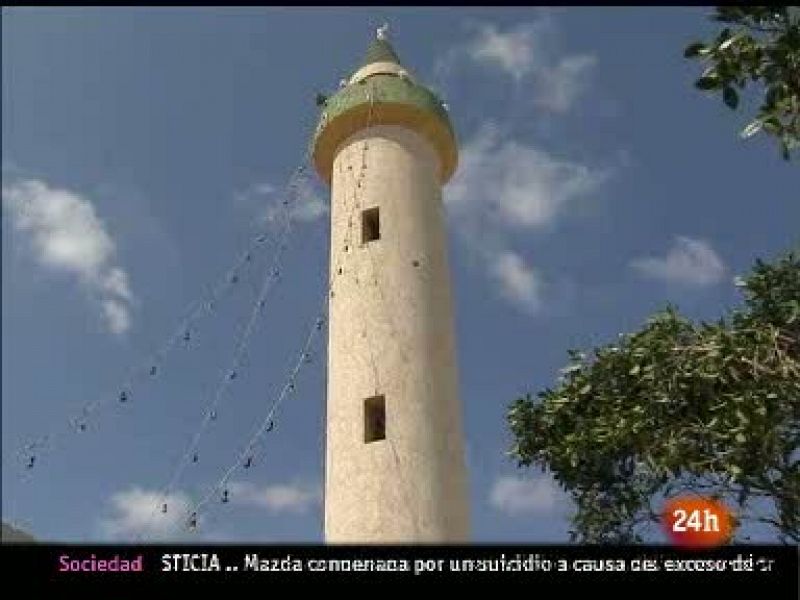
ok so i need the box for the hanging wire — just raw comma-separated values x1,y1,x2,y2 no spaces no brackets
369,89,438,537
133,157,312,541
8,162,313,478
166,166,336,537
178,85,425,536
166,238,329,537
136,79,426,538
340,81,423,536
387,435,425,538
344,102,421,537
339,87,382,395
173,297,328,536
4,98,335,536
329,140,425,536
134,158,330,540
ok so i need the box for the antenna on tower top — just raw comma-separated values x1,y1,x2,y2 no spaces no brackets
376,23,389,41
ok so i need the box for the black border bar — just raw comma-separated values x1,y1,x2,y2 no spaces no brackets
2,544,797,590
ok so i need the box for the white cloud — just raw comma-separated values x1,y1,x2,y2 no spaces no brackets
431,19,613,316
447,125,608,230
489,251,544,314
238,178,327,227
444,125,608,315
535,54,598,114
489,474,563,516
630,236,726,287
468,22,540,81
285,178,327,223
99,487,194,541
101,267,133,301
2,178,134,335
102,300,131,335
439,18,597,114
253,183,276,196
228,480,321,515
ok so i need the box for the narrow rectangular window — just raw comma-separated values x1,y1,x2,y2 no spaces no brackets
364,395,386,443
362,207,380,244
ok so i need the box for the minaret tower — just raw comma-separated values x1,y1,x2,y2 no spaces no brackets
311,26,470,543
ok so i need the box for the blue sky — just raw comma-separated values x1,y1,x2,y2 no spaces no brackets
2,7,797,543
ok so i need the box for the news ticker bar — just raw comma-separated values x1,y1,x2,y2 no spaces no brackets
3,544,797,590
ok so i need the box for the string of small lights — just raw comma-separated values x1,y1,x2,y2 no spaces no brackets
176,84,424,537
8,158,311,481
132,157,318,540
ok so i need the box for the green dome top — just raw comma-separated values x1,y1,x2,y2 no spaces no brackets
311,31,458,184
363,38,402,67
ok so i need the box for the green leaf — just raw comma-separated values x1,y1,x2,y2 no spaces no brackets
629,364,641,375
764,87,778,108
762,117,781,134
723,86,739,109
719,34,740,52
779,139,790,160
740,120,763,139
684,42,708,58
696,75,721,90
686,8,799,160
508,250,800,543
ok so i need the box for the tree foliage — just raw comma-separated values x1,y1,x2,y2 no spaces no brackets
685,6,800,159
508,251,800,543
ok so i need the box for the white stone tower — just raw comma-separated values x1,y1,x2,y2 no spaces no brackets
311,28,470,543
